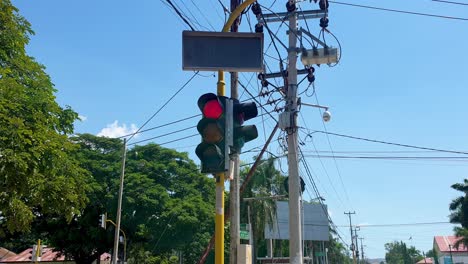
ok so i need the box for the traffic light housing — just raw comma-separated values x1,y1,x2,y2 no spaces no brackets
232,99,259,152
196,93,233,174
99,213,107,229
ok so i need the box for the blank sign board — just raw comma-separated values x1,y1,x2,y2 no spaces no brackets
182,31,263,72
264,201,330,241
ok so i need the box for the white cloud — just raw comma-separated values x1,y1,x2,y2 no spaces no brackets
78,115,87,121
97,120,138,138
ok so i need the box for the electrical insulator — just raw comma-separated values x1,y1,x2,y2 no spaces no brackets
252,2,262,15
319,0,329,10
286,1,296,12
320,17,329,28
255,23,263,33
307,67,315,83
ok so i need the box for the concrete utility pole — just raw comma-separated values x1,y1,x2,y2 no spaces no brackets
354,227,360,263
359,237,365,263
286,1,302,263
112,138,127,264
344,211,356,264
229,0,241,263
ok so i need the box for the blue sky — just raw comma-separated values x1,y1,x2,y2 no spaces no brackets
12,0,468,259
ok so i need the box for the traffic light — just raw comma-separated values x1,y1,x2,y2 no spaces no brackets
195,93,233,174
99,213,107,229
232,99,259,152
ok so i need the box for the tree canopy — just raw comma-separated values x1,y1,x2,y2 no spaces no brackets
385,241,423,264
34,134,216,264
449,179,468,248
0,0,88,234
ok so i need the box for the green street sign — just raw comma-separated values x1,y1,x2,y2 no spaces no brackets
315,252,325,257
240,230,249,240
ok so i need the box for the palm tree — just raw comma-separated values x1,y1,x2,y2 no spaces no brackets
449,179,468,248
240,158,287,263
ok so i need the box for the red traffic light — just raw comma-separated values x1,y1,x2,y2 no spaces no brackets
204,100,223,119
198,93,223,119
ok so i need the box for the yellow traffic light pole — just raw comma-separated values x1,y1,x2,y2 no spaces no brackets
215,1,256,263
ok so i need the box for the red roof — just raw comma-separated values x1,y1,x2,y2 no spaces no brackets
0,248,17,260
2,247,110,262
434,236,468,253
416,258,434,264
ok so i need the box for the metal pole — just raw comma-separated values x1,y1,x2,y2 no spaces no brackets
325,247,329,264
229,2,241,264
247,204,254,264
354,227,360,263
197,123,279,264
359,237,364,263
215,171,225,264
344,211,356,264
449,244,454,263
229,152,240,264
112,138,127,264
286,3,302,264
213,2,256,262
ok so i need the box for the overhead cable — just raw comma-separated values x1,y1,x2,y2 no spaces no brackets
126,72,198,142
329,1,468,21
310,130,468,155
432,0,468,6
163,0,196,30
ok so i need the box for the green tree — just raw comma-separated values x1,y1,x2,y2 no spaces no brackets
385,241,423,264
449,179,468,248
326,233,353,264
0,0,88,234
33,135,215,264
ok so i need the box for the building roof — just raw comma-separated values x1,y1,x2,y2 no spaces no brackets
2,247,110,262
0,248,17,260
416,257,434,264
434,236,468,253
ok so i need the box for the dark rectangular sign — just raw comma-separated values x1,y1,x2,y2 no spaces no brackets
182,31,263,72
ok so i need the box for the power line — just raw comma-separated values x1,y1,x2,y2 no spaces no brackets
299,148,350,248
432,0,468,6
314,93,354,210
126,72,198,142
299,113,348,210
128,126,197,146
163,0,196,30
300,154,468,161
329,1,468,21
238,79,279,122
117,114,200,139
308,130,468,155
128,111,276,146
358,221,452,228
280,221,453,228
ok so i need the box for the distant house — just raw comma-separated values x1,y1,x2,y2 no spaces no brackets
0,247,110,264
433,236,468,264
416,258,434,264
